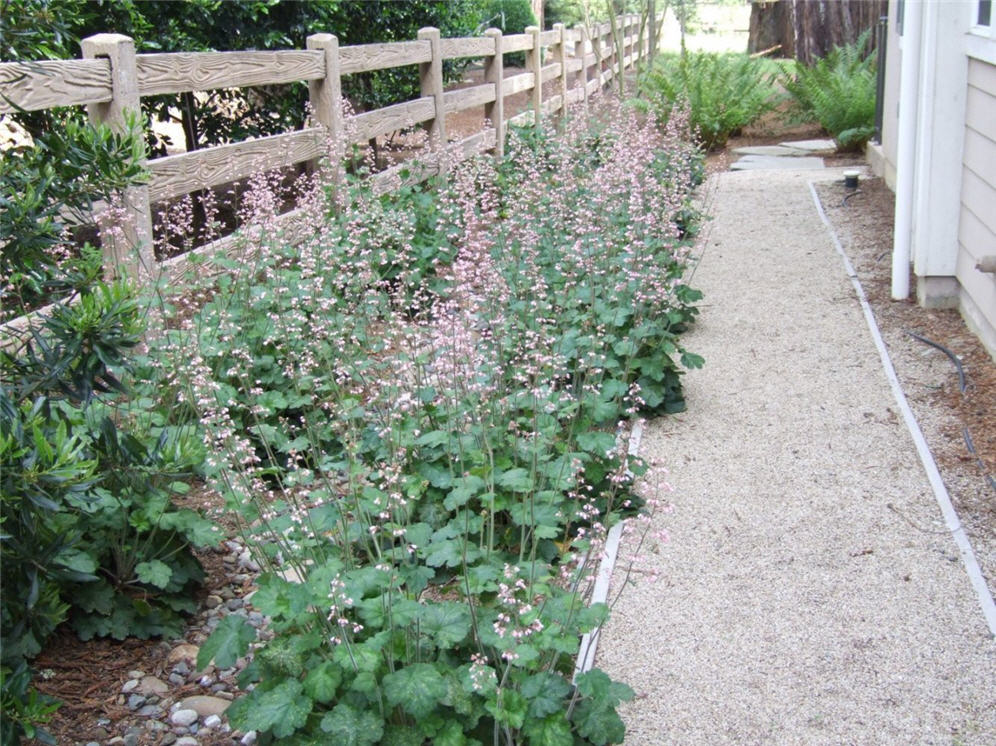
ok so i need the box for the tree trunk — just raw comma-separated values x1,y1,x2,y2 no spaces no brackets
748,0,886,64
532,0,544,29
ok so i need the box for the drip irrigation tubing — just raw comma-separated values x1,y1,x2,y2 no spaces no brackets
904,330,996,496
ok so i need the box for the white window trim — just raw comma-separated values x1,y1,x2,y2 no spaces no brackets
966,27,996,65
968,0,996,64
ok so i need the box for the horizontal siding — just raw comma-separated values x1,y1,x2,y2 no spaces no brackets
960,161,996,239
960,58,996,357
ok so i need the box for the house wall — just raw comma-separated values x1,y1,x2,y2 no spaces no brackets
958,57,996,355
867,0,902,188
867,1,996,359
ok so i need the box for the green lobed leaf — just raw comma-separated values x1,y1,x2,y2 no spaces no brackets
240,679,312,739
382,663,447,719
522,713,574,746
197,615,256,670
320,702,384,746
520,671,572,719
135,560,172,589
419,601,472,649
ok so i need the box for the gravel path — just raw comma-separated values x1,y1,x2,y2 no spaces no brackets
598,168,996,745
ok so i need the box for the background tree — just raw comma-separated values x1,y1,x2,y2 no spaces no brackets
747,0,886,64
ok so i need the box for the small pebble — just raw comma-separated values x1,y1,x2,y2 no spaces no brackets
121,679,139,694
123,734,139,746
161,735,178,746
203,714,222,730
127,694,147,710
204,595,223,608
137,704,164,717
168,673,186,686
173,660,191,676
175,738,199,746
170,708,199,727
108,738,125,746
241,731,258,746
127,670,145,679
226,598,244,611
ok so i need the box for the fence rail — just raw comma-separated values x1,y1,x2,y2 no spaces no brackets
0,15,654,291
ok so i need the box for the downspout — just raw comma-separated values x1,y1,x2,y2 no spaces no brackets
892,0,923,300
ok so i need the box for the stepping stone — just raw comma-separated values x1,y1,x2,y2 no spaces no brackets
779,138,837,152
730,155,825,170
731,145,810,157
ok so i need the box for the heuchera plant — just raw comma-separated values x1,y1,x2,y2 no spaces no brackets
158,97,703,744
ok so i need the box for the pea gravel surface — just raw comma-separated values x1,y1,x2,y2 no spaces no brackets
598,168,996,745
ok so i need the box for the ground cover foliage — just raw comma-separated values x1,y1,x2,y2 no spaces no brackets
0,98,704,743
780,29,877,150
636,51,778,150
147,101,704,744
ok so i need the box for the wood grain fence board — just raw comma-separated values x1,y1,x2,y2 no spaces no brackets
444,83,496,114
0,59,111,112
565,88,585,106
147,128,323,203
502,72,535,97
541,63,562,84
136,51,324,95
540,29,561,45
501,34,533,53
347,97,435,142
566,58,583,73
542,95,563,115
339,41,431,74
160,206,310,285
586,78,600,96
440,37,496,60
508,110,534,127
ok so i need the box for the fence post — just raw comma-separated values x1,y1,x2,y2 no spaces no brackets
483,28,505,159
591,24,604,95
418,27,446,166
307,33,345,185
552,24,568,125
574,24,588,109
80,34,154,283
526,26,542,128
550,23,567,125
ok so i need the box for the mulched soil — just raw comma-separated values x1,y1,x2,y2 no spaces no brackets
815,177,996,597
25,105,996,745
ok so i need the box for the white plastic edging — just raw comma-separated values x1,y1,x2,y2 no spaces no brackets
809,181,996,638
573,418,645,681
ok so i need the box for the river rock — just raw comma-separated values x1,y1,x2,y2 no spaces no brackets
137,675,169,696
170,708,199,727
179,695,231,718
168,643,200,666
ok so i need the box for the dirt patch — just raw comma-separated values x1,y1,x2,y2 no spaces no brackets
814,177,996,601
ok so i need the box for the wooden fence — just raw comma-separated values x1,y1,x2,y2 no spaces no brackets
0,15,653,288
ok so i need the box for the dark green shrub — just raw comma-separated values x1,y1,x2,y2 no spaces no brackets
782,29,876,151
0,113,147,320
0,279,215,742
637,51,776,150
